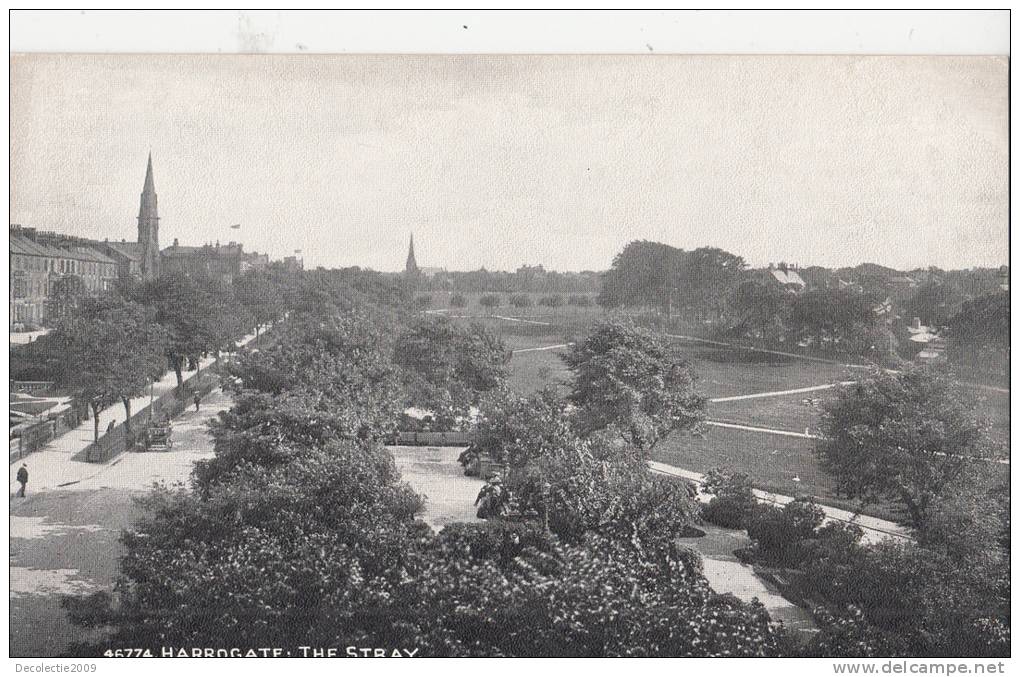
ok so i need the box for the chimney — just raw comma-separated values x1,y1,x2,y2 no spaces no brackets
912,317,922,330
173,238,179,246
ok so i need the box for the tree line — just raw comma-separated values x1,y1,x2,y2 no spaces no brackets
597,240,1008,374
12,265,299,442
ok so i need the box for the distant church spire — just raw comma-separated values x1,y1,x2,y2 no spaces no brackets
137,152,160,280
405,233,419,275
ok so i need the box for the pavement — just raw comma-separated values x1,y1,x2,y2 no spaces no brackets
9,386,233,657
679,522,816,636
9,331,257,495
10,329,50,345
387,445,483,530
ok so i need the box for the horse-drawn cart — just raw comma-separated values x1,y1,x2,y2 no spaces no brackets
143,420,174,451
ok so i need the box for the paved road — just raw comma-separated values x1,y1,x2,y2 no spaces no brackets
9,387,232,658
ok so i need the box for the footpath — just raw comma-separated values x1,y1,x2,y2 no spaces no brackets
648,460,912,545
9,386,234,657
9,332,257,496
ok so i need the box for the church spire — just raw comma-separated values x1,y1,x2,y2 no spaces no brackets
143,151,155,194
405,233,419,275
137,152,160,280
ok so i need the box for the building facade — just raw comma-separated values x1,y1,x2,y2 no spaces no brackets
10,226,118,326
162,239,269,284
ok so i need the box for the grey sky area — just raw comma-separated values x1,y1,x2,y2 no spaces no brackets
10,54,1008,272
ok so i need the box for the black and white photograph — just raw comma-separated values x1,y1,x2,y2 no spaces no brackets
6,9,1011,665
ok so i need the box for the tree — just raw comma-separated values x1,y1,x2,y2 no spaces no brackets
905,276,963,327
944,291,1009,379
71,440,429,653
509,293,532,308
599,241,747,320
789,287,884,357
208,308,405,486
564,320,707,450
50,296,167,442
538,294,564,307
393,316,510,425
471,388,576,468
234,268,287,344
133,273,231,387
567,294,593,307
728,279,790,344
816,366,998,529
479,293,501,312
598,240,675,311
672,247,747,321
804,538,1008,657
44,274,88,325
449,293,468,308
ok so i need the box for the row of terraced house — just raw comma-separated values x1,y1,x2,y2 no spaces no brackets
11,153,273,329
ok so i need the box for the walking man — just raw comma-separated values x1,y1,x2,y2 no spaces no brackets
16,464,29,498
193,393,201,412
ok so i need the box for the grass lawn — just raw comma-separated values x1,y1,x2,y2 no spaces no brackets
677,343,857,399
712,386,1009,446
708,391,833,434
652,426,909,523
461,312,1010,521
508,347,572,395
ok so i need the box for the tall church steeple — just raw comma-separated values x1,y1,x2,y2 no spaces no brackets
405,233,419,275
137,152,160,280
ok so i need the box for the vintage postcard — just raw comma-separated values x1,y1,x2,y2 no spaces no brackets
8,16,1009,665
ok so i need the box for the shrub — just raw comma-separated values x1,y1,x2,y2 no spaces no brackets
700,469,757,529
567,294,593,307
479,294,502,310
434,521,555,567
449,293,468,308
745,498,826,567
803,539,1009,657
415,294,433,309
538,294,564,307
510,436,700,547
509,293,532,308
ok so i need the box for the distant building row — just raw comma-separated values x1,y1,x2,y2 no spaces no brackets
10,154,278,328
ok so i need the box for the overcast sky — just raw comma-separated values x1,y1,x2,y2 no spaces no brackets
10,54,1008,272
